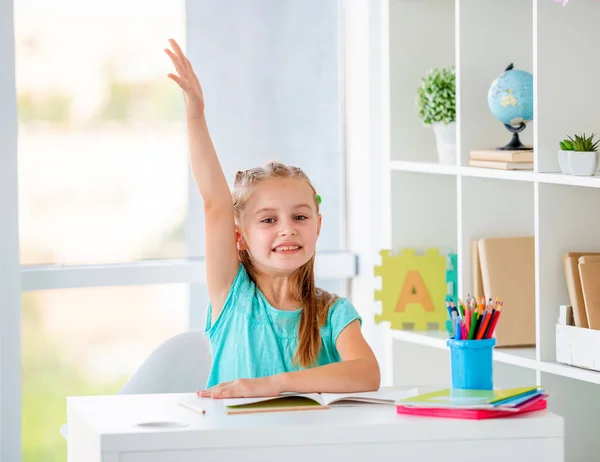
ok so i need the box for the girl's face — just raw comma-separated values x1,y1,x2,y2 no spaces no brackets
238,178,321,275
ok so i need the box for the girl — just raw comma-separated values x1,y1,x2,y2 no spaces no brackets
165,38,380,399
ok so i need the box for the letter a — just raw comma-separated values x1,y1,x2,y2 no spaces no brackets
395,270,435,313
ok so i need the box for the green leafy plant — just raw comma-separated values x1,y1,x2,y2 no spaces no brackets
416,66,456,126
560,133,600,152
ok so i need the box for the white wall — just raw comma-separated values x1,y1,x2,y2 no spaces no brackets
185,0,346,254
185,0,349,311
0,0,21,460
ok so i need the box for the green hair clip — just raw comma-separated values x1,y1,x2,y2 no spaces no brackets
316,194,322,204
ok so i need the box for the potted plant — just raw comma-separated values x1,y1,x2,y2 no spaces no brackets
558,137,573,174
559,133,599,176
416,66,456,165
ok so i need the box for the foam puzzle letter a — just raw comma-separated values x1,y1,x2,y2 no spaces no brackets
374,248,451,331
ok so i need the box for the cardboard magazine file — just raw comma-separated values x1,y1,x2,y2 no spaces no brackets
476,236,535,347
562,252,600,328
471,240,484,299
578,255,600,330
556,305,600,372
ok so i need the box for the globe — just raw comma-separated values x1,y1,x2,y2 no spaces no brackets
487,63,533,150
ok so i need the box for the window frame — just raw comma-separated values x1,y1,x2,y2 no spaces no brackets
20,253,356,292
1,0,22,459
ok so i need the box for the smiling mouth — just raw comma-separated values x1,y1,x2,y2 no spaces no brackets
272,245,302,253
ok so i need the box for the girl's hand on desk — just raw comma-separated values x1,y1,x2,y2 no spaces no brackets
198,376,280,399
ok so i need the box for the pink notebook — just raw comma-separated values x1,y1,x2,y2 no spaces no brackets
396,396,547,420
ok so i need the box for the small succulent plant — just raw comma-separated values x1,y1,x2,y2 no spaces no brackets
559,138,573,150
560,133,600,152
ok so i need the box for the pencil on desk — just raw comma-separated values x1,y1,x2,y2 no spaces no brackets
178,401,206,415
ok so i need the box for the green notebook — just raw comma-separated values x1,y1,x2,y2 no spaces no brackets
224,396,326,414
397,386,541,410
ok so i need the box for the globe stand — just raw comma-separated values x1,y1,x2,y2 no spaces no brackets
497,122,533,151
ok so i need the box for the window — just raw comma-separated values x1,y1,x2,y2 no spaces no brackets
21,285,189,460
15,0,187,266
14,1,190,460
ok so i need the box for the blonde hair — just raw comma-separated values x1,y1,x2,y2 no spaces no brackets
232,161,338,368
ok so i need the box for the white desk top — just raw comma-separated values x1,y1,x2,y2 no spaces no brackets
67,391,564,453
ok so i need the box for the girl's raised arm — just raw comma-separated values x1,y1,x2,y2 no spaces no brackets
165,38,238,318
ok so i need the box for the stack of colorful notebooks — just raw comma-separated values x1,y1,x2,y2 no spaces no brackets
396,386,547,420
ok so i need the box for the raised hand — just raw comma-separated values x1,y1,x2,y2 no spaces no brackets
164,38,205,119
164,40,239,320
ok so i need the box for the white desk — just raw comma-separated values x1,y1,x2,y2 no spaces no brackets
67,392,564,462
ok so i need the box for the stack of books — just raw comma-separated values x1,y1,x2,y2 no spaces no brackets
396,386,547,420
469,148,533,170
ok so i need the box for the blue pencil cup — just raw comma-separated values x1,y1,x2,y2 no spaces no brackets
447,337,496,390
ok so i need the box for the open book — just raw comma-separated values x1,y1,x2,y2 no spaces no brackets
178,389,418,415
218,389,418,414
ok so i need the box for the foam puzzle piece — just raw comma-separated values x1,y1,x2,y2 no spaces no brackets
445,253,458,334
446,252,458,304
374,248,449,331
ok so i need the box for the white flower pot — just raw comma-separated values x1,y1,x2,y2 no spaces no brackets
432,122,457,165
558,150,571,174
568,151,599,176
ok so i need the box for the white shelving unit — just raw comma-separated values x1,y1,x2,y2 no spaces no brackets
373,0,600,459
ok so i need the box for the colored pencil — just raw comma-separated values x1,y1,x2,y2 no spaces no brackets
448,296,502,340
486,304,503,339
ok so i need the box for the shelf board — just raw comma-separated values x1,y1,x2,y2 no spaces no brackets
389,160,459,176
389,329,448,348
459,166,538,183
536,171,600,189
389,329,538,369
539,361,600,386
390,329,600,385
494,347,538,369
390,161,600,188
